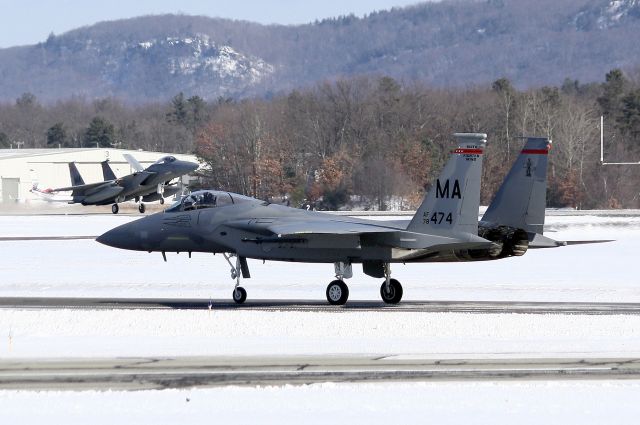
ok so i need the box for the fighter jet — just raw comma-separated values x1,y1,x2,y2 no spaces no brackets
98,133,534,305
53,155,198,214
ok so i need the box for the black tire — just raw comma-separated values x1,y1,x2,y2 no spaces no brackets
111,204,119,214
233,287,247,304
326,279,349,305
139,203,146,213
380,279,403,304
160,198,165,205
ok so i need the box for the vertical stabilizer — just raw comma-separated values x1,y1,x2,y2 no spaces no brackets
407,133,486,235
123,154,144,172
101,160,117,181
68,162,85,186
482,137,551,235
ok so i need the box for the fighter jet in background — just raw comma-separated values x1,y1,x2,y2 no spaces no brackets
53,156,198,214
98,133,530,305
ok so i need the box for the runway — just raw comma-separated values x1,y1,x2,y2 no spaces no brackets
2,297,640,315
1,356,639,390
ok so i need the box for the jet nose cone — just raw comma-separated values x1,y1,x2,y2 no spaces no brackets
181,160,199,174
96,225,133,250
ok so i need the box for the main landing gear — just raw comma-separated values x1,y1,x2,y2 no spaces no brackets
325,262,352,305
224,253,249,304
324,262,404,305
380,263,403,304
110,203,145,214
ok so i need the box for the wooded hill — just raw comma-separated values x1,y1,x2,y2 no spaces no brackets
1,0,640,102
1,69,639,210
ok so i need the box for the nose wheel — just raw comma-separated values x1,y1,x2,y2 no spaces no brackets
111,204,119,214
232,287,247,304
138,203,146,213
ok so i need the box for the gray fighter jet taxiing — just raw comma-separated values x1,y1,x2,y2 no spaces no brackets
98,133,534,305
53,156,198,214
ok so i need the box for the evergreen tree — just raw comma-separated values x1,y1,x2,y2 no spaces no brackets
597,68,627,118
620,89,640,140
83,117,115,148
46,122,67,147
167,92,187,126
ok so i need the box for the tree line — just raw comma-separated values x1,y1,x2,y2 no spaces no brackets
1,69,639,209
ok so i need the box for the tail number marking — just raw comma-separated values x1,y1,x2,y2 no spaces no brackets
423,211,453,225
436,179,461,199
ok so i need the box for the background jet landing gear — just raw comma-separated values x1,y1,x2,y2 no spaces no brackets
380,263,403,304
223,253,249,304
326,262,352,305
111,204,119,214
138,203,146,213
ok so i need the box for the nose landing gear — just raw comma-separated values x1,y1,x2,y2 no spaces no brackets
223,253,250,304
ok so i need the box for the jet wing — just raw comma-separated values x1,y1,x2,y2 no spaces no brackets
52,181,114,194
117,171,156,187
225,217,401,236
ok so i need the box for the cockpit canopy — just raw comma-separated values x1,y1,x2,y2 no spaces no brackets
153,156,177,165
165,190,257,212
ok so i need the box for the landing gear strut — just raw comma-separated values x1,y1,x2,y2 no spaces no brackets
325,262,352,305
224,253,249,304
380,263,403,304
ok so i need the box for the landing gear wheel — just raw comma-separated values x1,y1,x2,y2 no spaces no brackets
138,203,146,213
326,279,349,305
160,198,165,205
380,279,403,304
111,204,119,214
233,287,247,304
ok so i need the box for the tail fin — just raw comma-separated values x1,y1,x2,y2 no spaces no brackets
101,160,117,181
68,163,85,186
481,137,551,235
407,133,486,235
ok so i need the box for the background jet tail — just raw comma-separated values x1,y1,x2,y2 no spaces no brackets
407,133,486,235
481,137,551,235
101,160,117,181
68,162,85,186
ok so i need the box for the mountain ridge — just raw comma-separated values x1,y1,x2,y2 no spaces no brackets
1,0,640,103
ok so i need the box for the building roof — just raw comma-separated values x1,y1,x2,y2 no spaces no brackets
0,148,197,162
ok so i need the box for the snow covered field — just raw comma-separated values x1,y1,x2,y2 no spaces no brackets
0,211,639,423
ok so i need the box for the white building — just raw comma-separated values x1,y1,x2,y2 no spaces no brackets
0,148,199,203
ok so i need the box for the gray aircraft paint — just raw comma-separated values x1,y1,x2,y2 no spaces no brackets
408,133,486,236
481,137,551,235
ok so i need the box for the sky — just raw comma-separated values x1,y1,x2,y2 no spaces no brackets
0,0,423,48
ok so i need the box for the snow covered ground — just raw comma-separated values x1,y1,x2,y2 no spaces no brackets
0,211,639,423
